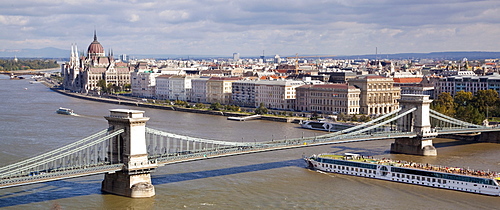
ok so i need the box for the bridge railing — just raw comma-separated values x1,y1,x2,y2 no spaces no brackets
0,128,124,181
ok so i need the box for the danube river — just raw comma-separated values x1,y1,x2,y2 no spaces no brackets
0,75,499,209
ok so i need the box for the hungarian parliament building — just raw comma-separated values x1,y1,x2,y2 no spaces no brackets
62,31,131,93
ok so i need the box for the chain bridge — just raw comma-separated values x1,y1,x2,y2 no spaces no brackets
1,94,500,197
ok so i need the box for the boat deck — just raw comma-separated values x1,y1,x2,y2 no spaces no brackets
317,154,500,180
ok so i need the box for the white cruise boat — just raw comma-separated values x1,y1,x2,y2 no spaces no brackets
304,153,500,196
300,120,354,132
56,107,77,116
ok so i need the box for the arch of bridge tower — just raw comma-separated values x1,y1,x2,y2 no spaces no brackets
101,109,157,198
392,94,437,156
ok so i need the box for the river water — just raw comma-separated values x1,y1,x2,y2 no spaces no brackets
0,74,499,209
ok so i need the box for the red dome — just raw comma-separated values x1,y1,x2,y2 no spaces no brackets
87,31,104,55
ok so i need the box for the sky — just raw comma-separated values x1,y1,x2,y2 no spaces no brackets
1,0,500,57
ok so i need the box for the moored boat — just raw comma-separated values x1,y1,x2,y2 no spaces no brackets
300,119,354,132
304,153,500,196
56,107,77,116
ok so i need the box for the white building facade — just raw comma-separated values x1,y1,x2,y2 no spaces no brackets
255,80,305,110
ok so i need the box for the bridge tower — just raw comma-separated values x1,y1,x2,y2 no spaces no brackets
391,94,438,156
101,109,157,198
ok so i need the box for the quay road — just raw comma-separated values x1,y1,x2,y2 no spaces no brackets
0,68,60,76
47,86,305,123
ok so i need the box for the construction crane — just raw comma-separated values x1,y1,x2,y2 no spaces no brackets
285,54,336,74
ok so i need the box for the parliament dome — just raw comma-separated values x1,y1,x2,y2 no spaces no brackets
87,31,104,56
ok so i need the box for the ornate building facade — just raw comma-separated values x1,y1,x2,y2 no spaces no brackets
348,75,400,115
62,31,132,93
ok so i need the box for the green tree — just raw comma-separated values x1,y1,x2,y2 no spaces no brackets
194,103,206,109
337,113,347,121
454,90,473,107
97,79,107,93
431,92,456,116
210,102,223,111
174,100,188,106
106,83,114,93
455,105,484,124
472,89,498,117
254,103,268,115
225,105,240,112
359,115,370,122
123,84,131,92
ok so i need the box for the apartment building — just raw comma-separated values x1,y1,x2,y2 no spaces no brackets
254,80,305,110
435,73,500,96
191,77,210,103
131,70,163,98
206,77,241,104
232,80,258,107
295,84,361,115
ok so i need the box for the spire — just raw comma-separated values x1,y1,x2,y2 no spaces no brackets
93,30,97,41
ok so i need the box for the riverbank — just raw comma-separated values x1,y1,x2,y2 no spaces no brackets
47,86,304,123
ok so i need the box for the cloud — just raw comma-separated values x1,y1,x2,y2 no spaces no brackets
0,0,499,56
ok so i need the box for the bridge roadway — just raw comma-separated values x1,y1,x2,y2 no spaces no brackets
2,125,500,189
0,131,416,189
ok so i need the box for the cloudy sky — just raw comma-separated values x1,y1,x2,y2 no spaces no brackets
1,0,499,57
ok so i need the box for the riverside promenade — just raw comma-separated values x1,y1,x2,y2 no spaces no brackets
46,84,303,123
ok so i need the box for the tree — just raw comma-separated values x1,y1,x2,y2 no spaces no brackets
337,113,348,121
106,83,114,93
195,103,206,109
454,90,473,107
431,92,455,116
225,105,240,112
359,115,370,122
455,105,484,124
472,89,498,117
254,103,268,115
123,84,131,92
210,102,223,111
97,79,107,93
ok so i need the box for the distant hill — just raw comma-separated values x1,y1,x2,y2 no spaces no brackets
334,51,500,61
1,47,500,60
0,47,69,59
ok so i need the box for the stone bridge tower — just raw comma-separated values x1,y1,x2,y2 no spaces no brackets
102,109,157,198
391,94,438,156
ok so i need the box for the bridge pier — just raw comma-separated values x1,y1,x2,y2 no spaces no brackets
391,95,437,156
391,137,437,156
102,109,157,198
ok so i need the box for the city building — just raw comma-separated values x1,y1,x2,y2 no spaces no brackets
156,75,197,101
394,77,435,99
232,80,258,107
254,80,305,110
435,73,500,97
233,53,240,61
62,31,131,93
131,62,163,98
348,75,400,115
295,84,361,115
155,74,173,99
206,77,241,104
191,77,210,103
